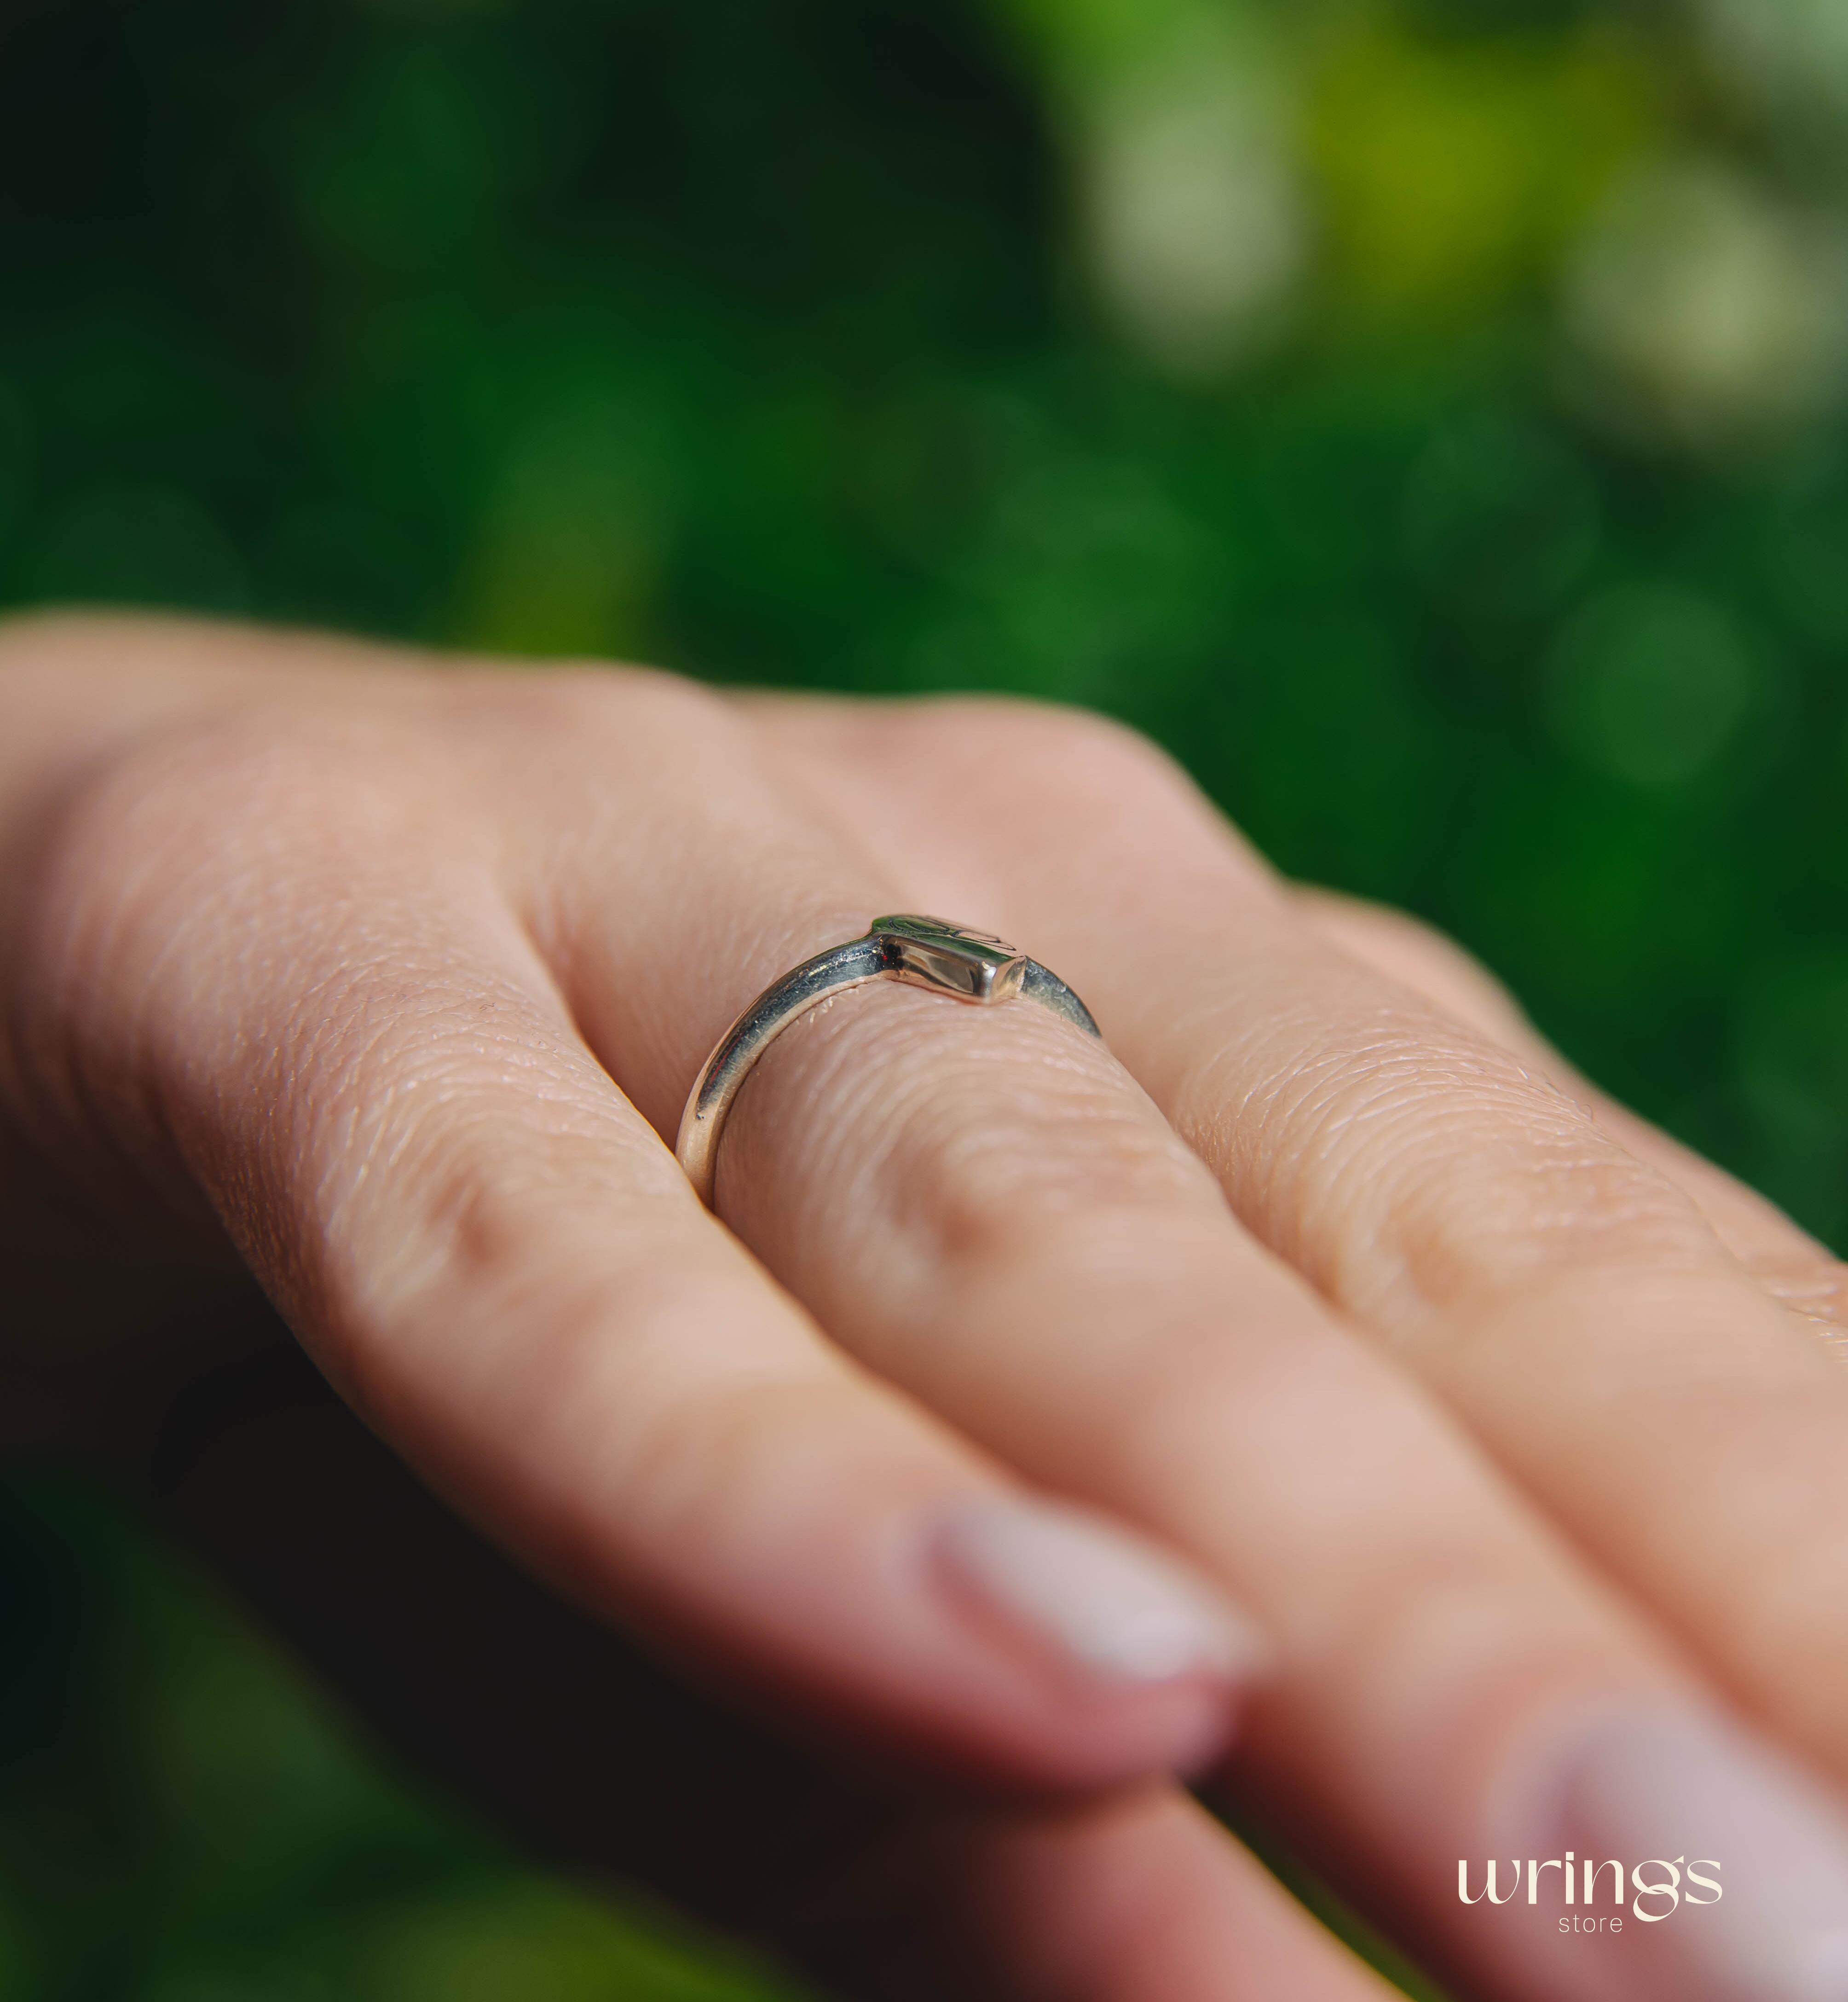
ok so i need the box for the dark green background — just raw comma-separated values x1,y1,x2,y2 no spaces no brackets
2,0,1843,1993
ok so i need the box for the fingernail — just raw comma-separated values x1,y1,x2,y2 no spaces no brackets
931,1498,1267,1687
1529,1706,1848,2002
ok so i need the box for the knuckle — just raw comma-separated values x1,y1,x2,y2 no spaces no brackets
730,988,1223,1284
1268,1022,1712,1318
37,716,424,966
914,1119,1211,1269
17,725,272,1025
1305,890,1530,1036
1400,1143,1704,1306
1351,899,1498,988
858,1027,1217,1267
863,694,1195,824
443,664,780,834
8,701,525,1212
456,659,731,757
329,1033,668,1344
869,694,1256,885
1753,1256,1848,1337
969,696,1192,805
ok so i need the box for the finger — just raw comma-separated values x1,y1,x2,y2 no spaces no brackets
541,685,1848,2002
7,687,1260,1797
705,905,1848,2002
136,1319,1392,2002
764,697,1848,1787
740,696,1848,2002
1291,886,1848,1340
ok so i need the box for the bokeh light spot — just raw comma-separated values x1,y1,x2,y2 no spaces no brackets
1543,582,1761,787
1564,157,1848,441
1307,18,1651,322
1081,40,1307,376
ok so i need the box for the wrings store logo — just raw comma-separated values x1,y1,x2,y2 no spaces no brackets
1459,1855,1721,1931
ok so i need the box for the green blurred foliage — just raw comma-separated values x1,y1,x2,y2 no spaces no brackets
3,0,1848,1991
0,1484,806,2001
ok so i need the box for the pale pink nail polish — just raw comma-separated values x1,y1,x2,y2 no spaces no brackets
1507,1706,1848,2002
932,1498,1268,1687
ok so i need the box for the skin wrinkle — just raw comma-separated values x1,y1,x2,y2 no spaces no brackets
365,1308,1141,1812
1181,988,1720,1334
448,1288,821,1540
302,992,587,1202
29,715,679,1379
728,1021,1690,1962
307,1067,917,1571
0,689,538,1352
1193,1372,1569,1671
878,1040,1203,1252
332,1076,670,1343
181,854,607,1263
1297,888,1848,1357
6,826,218,1237
717,994,919,1263
729,693,1848,1883
222,960,534,1290
733,986,1212,1297
504,670,897,1141
732,961,1574,1540
30,624,1848,2002
764,699,1763,1351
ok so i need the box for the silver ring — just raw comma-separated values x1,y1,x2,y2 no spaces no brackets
675,914,1101,1207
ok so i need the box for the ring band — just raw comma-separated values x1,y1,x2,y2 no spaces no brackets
675,914,1101,1206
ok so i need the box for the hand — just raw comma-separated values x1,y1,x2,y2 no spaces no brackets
5,612,1847,2002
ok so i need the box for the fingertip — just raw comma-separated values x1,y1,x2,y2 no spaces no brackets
693,1464,1264,1797
924,1494,1269,1790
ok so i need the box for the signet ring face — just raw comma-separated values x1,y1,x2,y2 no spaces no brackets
871,914,1029,1002
674,914,1100,1206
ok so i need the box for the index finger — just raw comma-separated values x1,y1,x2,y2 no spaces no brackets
2,660,1262,1800
142,1317,1395,2002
